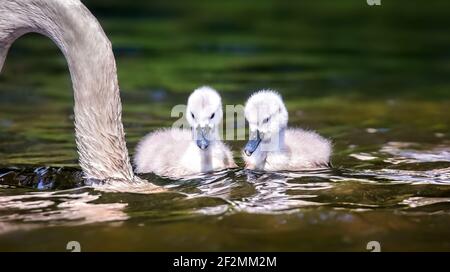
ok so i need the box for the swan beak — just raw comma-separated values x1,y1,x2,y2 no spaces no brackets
196,127,210,150
244,130,262,156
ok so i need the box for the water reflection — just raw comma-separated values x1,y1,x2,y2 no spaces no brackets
349,141,450,165
353,168,450,185
0,188,128,234
401,197,450,208
347,141,450,184
0,141,450,239
381,142,450,164
231,171,324,213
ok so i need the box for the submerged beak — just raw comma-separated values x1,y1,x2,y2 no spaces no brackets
244,130,262,156
196,127,210,150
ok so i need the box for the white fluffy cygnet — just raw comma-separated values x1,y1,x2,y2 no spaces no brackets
242,90,332,171
134,86,236,178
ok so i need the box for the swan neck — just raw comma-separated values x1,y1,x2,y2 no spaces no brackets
0,0,134,181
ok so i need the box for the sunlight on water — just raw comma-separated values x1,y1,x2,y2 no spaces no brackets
1,142,450,223
401,197,450,208
1,139,450,250
348,141,450,185
0,188,128,234
381,142,450,164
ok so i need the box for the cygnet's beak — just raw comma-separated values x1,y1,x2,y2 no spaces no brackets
244,130,262,156
196,127,210,150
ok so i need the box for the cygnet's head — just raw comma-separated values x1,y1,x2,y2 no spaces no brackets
244,90,288,156
186,86,223,150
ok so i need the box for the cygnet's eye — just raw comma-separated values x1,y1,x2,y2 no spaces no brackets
191,112,195,119
263,117,270,124
210,113,215,119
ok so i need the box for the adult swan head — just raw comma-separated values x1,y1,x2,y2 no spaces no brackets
0,0,160,189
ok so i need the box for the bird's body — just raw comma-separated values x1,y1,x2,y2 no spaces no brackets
134,87,236,178
243,90,332,171
244,128,331,171
134,128,235,177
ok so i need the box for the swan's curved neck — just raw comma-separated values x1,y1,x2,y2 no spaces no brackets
0,0,134,181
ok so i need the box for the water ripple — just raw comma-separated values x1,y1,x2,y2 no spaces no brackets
1,141,450,233
0,188,128,234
